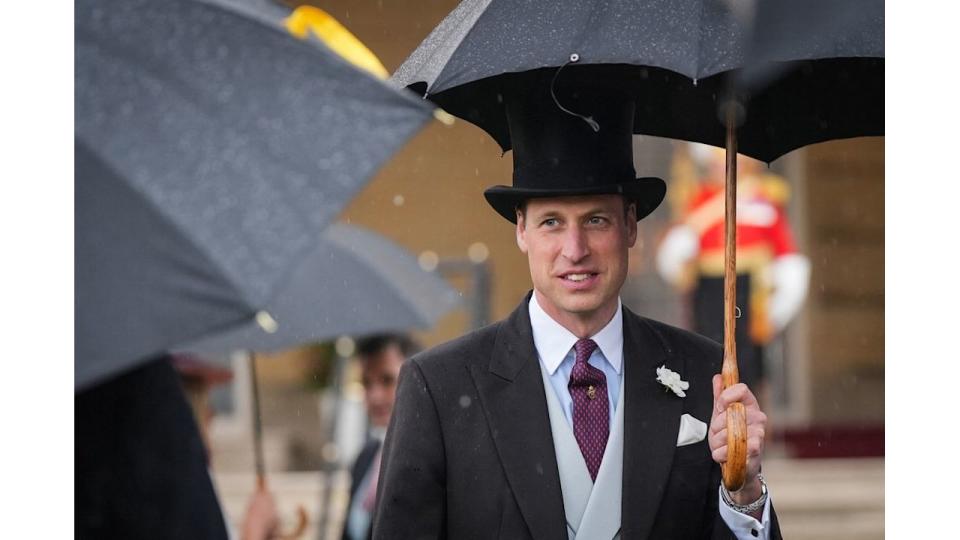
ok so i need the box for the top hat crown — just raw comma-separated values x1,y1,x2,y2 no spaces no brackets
483,74,666,223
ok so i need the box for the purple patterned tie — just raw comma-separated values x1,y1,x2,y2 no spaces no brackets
568,338,609,481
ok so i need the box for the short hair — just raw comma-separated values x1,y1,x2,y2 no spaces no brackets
354,333,421,360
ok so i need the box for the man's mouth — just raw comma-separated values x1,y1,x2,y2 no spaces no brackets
561,272,598,282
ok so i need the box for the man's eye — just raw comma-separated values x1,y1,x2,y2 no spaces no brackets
588,216,607,225
541,218,559,227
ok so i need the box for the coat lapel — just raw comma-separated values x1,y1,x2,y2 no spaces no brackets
621,308,685,540
469,294,567,540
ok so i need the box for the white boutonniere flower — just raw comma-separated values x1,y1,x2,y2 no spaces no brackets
656,365,689,397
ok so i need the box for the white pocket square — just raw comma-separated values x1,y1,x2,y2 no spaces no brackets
676,413,708,446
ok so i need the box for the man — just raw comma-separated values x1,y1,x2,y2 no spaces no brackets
342,334,420,540
372,87,781,539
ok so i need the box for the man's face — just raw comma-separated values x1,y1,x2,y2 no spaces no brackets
516,194,637,332
360,344,405,428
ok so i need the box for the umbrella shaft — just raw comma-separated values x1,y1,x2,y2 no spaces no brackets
722,105,740,388
248,351,267,482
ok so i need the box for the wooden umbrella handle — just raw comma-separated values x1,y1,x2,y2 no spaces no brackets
276,505,309,540
721,362,748,491
254,477,309,540
720,103,748,492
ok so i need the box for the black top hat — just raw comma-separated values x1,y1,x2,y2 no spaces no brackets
484,80,666,223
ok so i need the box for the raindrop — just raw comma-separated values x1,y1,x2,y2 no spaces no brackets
418,250,439,271
335,336,355,357
459,395,472,408
393,194,405,206
468,242,490,263
322,443,340,463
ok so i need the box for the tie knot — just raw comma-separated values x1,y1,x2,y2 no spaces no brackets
573,338,598,365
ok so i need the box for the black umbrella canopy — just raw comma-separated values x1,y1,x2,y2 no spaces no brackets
179,223,462,355
395,0,746,94
75,0,434,390
393,0,883,162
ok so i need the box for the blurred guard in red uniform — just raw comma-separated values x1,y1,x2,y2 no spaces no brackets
657,145,810,392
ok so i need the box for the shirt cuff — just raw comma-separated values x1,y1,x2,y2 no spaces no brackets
717,485,772,540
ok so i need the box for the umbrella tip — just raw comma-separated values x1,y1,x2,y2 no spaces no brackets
255,311,279,334
433,109,456,126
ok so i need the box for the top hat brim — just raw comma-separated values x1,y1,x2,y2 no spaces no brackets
484,177,666,224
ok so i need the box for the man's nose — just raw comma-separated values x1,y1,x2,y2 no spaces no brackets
561,226,589,262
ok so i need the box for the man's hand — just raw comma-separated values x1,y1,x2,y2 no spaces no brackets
241,487,279,540
709,374,767,506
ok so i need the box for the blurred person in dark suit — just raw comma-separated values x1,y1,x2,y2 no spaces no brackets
76,354,281,540
341,334,420,540
76,355,229,540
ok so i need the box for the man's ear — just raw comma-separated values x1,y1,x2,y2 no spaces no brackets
626,202,638,248
516,210,529,253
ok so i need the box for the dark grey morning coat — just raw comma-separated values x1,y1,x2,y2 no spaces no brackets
372,293,781,539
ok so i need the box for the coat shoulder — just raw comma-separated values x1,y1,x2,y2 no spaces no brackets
409,320,502,376
631,313,724,375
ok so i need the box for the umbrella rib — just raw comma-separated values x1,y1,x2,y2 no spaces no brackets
694,0,707,80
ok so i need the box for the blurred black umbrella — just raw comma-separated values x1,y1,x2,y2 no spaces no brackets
75,0,434,390
180,223,462,354
392,0,883,163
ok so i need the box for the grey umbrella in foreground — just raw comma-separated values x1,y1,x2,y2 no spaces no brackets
176,222,461,537
75,0,434,390
179,223,462,355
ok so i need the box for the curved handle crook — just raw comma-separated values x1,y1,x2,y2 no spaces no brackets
276,505,309,540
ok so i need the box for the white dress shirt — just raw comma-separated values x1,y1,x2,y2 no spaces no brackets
527,294,772,540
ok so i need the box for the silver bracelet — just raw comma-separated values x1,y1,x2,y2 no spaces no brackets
721,473,768,514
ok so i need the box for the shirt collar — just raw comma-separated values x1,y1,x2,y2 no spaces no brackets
528,292,624,376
